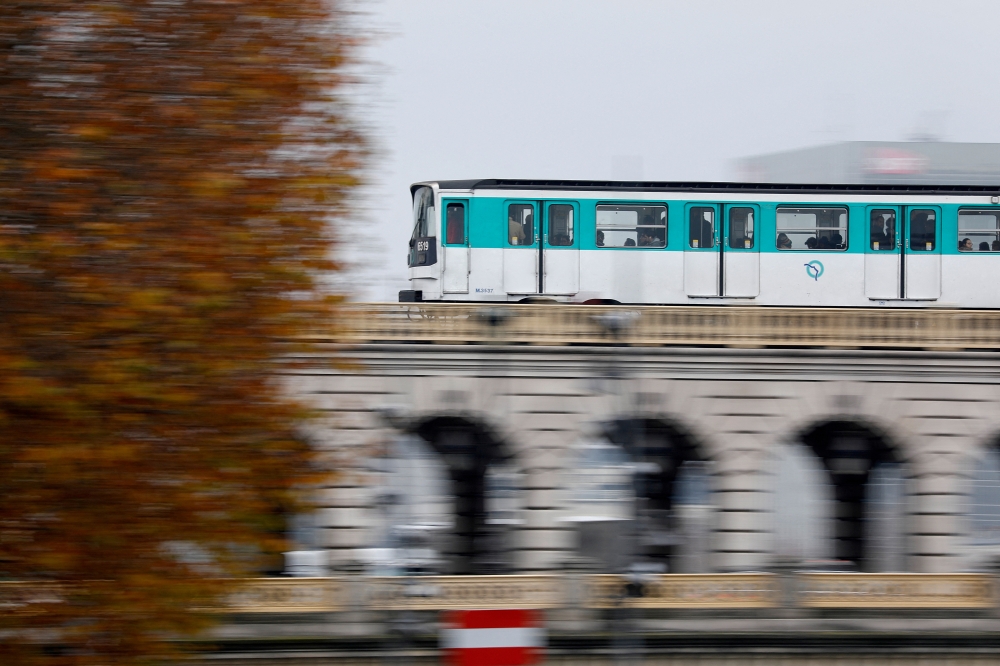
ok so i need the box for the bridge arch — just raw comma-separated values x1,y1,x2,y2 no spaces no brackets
961,431,1000,569
778,418,908,570
598,416,714,572
404,415,516,575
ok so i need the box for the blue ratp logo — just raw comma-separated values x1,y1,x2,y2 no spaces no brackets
804,260,824,281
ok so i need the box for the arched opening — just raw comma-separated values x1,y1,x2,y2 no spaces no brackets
865,461,907,571
791,420,906,571
408,416,516,575
599,418,712,573
964,443,1000,570
369,434,452,575
773,442,835,565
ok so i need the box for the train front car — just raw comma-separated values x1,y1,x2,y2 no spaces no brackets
400,180,1000,308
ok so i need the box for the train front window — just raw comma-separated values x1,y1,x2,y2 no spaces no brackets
689,207,714,248
909,209,936,251
548,204,574,246
411,186,434,239
958,210,1000,251
728,207,755,249
776,207,847,250
596,204,666,248
869,209,896,251
409,186,436,267
507,204,534,246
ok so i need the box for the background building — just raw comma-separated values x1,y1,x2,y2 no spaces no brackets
737,141,1000,186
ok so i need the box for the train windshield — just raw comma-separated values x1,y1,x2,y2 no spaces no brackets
411,186,435,240
409,186,437,267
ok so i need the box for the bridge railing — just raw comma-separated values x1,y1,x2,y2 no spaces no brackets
216,573,995,613
5,574,992,614
332,303,1000,350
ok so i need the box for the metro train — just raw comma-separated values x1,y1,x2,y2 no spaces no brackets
401,179,1000,307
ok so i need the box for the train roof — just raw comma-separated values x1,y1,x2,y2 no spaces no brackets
417,179,1000,196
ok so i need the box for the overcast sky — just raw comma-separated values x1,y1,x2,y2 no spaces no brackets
350,0,1000,300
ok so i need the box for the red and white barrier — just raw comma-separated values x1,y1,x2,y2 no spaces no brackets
441,609,544,666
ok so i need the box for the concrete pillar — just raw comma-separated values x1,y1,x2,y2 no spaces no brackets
907,436,970,573
515,439,568,572
712,443,772,571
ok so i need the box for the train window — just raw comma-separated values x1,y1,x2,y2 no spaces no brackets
595,204,666,248
446,203,465,245
958,210,1000,251
909,209,936,251
869,209,896,251
776,207,847,250
689,207,714,248
548,204,575,246
409,186,436,267
507,204,534,246
728,207,755,249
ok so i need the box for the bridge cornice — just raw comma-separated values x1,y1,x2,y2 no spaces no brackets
306,343,1000,384
330,303,1000,352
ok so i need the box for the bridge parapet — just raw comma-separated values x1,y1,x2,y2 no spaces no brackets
203,573,996,613
334,303,1000,350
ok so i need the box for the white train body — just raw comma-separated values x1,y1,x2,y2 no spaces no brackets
402,180,1000,307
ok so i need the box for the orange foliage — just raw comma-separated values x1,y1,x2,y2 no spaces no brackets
0,1,363,663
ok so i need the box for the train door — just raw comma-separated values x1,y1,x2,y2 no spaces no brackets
864,205,941,300
864,206,901,299
441,200,469,294
502,201,539,295
542,201,580,295
684,204,719,296
903,206,941,299
723,204,760,297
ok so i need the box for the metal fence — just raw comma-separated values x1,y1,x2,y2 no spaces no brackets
330,303,1000,350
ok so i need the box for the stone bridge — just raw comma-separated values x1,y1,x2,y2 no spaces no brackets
180,303,1000,663
295,304,1000,576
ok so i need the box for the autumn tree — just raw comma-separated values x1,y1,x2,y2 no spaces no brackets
0,1,363,663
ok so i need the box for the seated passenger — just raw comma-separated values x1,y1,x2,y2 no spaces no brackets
832,233,844,248
817,236,832,249
508,216,525,245
638,230,656,246
596,230,605,247
777,233,792,250
624,238,636,247
960,237,973,251
981,242,991,252
993,240,1000,251
805,237,817,249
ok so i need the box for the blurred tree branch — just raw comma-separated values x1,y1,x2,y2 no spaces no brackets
0,1,365,663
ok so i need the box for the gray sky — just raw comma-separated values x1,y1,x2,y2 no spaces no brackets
351,0,1000,300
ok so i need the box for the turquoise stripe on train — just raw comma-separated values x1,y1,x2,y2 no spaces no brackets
440,196,976,255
